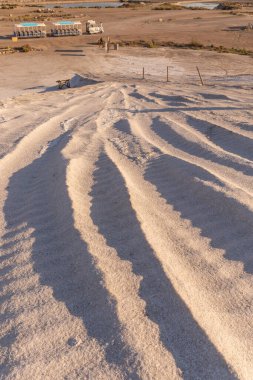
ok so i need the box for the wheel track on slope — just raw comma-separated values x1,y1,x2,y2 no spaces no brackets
109,85,253,379
94,143,237,380
0,83,110,161
105,136,253,380
0,82,112,237
150,91,253,159
0,88,130,379
121,87,253,275
148,115,253,206
182,113,253,161
64,87,182,380
132,112,253,207
106,87,240,378
126,85,253,162
69,149,181,380
121,86,253,209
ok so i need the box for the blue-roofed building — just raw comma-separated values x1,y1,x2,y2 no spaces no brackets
14,22,46,38
51,21,82,36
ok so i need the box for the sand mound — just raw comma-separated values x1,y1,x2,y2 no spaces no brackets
70,74,102,88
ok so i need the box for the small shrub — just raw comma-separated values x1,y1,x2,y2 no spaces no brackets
216,2,241,10
189,40,203,48
152,3,182,10
20,44,32,53
146,40,157,48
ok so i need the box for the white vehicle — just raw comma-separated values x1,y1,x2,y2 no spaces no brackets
86,20,104,34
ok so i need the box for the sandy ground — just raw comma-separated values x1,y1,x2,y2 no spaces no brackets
1,9,253,380
1,3,253,50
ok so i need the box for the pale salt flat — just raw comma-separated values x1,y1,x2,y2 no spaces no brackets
1,47,253,380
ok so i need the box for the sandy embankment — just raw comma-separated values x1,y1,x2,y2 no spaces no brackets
1,48,253,380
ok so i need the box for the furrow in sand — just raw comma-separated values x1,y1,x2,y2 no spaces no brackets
146,153,253,272
62,95,181,379
65,135,181,379
130,113,253,207
0,82,109,160
146,88,246,109
0,87,137,379
105,138,253,379
110,114,253,276
182,107,253,140
94,147,237,380
89,86,252,378
124,85,253,161
143,158,253,379
126,86,253,161
114,107,253,181
158,113,253,166
183,114,253,162
148,116,253,199
144,90,249,119
1,129,126,379
0,84,112,234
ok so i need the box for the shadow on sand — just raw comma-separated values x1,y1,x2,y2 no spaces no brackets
3,134,140,379
39,74,101,93
90,152,236,380
150,116,253,177
145,149,253,275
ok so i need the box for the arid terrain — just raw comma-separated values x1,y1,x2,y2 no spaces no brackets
1,2,253,380
0,0,253,49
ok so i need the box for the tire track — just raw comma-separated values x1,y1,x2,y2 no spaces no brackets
91,148,235,380
2,131,127,379
151,116,253,177
0,84,112,235
106,139,253,380
0,83,110,161
124,86,253,164
184,114,253,163
83,84,253,380
146,115,253,205
130,112,253,209
118,100,253,274
64,98,180,379
145,153,253,274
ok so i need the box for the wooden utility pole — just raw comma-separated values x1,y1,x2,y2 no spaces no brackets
142,67,145,79
167,66,169,82
196,66,204,86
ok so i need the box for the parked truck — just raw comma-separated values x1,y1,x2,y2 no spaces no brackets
86,20,104,34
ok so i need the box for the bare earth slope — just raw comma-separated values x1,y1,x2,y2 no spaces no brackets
1,74,253,379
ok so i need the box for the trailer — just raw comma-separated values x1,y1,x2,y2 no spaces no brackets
51,21,82,37
86,20,104,34
14,22,46,38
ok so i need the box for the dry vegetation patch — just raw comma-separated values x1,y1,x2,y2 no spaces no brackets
11,12,73,21
118,39,253,56
0,3,17,9
152,3,183,11
0,44,41,54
